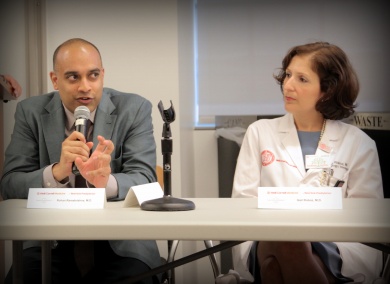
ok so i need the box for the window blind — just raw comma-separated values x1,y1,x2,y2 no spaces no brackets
195,0,389,126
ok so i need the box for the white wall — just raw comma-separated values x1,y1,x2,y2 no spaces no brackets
0,1,29,280
1,0,29,152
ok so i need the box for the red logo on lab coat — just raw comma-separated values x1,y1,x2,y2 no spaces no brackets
261,150,275,166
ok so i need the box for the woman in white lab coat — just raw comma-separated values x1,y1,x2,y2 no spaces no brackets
232,42,383,284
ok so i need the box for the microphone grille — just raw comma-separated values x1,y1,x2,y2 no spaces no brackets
74,106,90,119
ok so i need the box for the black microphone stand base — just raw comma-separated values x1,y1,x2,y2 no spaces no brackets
141,195,195,211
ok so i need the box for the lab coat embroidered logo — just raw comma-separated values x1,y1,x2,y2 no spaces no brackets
261,150,275,166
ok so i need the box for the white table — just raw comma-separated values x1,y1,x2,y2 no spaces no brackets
1,198,390,283
1,198,389,242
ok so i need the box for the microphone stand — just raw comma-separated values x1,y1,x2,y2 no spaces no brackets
141,101,195,211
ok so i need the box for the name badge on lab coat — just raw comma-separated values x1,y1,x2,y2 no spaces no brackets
305,154,332,169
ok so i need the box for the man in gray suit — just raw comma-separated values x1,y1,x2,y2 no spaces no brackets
1,38,161,283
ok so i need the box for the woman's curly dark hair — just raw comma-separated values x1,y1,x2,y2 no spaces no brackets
274,42,359,120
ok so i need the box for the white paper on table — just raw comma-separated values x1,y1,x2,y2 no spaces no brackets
258,187,342,209
27,188,106,209
123,182,164,207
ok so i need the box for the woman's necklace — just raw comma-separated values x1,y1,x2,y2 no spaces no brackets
318,119,332,186
318,119,327,147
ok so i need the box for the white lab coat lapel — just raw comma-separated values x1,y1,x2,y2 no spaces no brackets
315,119,342,156
278,114,307,178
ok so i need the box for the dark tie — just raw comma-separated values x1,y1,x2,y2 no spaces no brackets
73,120,95,276
74,174,86,188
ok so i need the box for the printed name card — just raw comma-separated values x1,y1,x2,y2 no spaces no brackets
27,188,106,209
258,187,342,209
123,182,164,207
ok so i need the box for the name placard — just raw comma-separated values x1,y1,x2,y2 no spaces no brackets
27,188,106,209
258,187,342,209
123,182,164,207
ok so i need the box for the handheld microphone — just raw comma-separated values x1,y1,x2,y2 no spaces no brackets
72,106,90,175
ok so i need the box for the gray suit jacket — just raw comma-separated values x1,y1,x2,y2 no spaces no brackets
0,87,161,269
